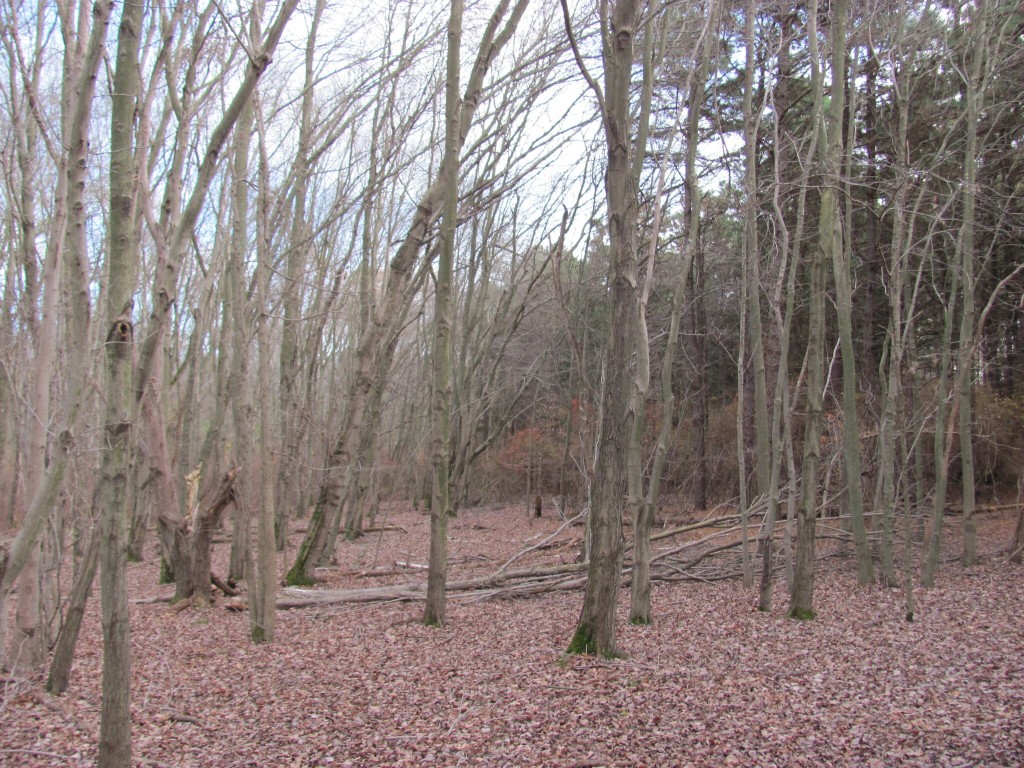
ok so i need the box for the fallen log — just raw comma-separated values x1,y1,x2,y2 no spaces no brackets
261,504,836,610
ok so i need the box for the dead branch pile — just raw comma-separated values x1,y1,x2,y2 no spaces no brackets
274,506,777,610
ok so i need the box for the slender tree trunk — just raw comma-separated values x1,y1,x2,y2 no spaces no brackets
759,20,815,611
251,111,277,643
226,61,257,583
957,0,986,568
827,6,874,585
630,0,716,624
789,0,832,619
921,257,957,587
625,0,659,625
46,525,99,695
876,1,913,586
96,3,144,762
691,249,709,512
423,0,463,627
741,0,766,590
276,0,325,551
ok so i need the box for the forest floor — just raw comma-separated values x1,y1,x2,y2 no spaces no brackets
2,501,1023,767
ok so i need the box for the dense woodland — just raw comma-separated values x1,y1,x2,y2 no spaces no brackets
1,0,1023,765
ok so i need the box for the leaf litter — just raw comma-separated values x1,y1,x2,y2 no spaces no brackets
2,503,1023,767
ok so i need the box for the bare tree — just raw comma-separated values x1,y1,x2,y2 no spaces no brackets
94,0,145,761
423,0,464,627
1,0,111,668
789,0,837,620
562,0,642,657
287,0,531,586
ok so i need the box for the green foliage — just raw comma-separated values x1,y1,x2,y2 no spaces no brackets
630,614,652,626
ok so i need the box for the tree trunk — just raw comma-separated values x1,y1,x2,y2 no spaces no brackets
5,0,111,671
759,14,814,612
630,0,716,625
789,0,832,620
741,0,766,590
46,525,99,695
830,15,874,585
94,2,145,761
276,0,325,552
876,0,914,587
563,0,640,657
226,62,257,583
625,0,659,626
957,0,986,568
424,0,463,627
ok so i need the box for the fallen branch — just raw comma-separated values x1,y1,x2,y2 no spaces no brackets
363,524,408,534
496,509,585,574
210,572,238,596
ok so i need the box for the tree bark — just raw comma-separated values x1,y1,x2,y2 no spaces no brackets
46,525,99,695
827,1,874,585
252,102,277,644
563,0,640,657
424,0,463,627
789,0,833,620
96,6,145,764
956,0,987,568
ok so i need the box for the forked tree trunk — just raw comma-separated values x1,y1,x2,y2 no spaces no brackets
759,13,815,612
876,0,914,587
